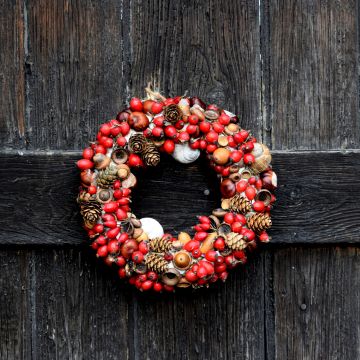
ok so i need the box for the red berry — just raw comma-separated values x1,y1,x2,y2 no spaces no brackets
218,113,230,125
205,250,217,262
199,121,211,133
185,270,198,282
188,115,199,125
152,126,164,138
111,125,122,137
128,154,143,167
190,140,200,149
215,264,227,273
100,123,112,136
245,186,256,200
192,249,202,258
77,159,93,170
230,150,243,163
253,200,265,212
212,122,224,133
88,185,97,195
234,213,247,225
119,122,130,136
164,125,177,139
116,136,127,147
243,153,255,165
153,116,165,127
231,222,242,233
197,266,208,278
186,124,198,135
153,282,163,292
243,141,254,152
214,237,225,251
163,139,175,153
259,232,270,243
139,241,149,254
104,220,117,228
177,131,190,142
115,208,127,221
147,271,158,281
107,227,120,239
248,176,256,185
118,233,129,244
224,212,235,225
206,144,217,153
130,97,143,112
183,240,200,252
82,147,94,160
141,280,153,291
205,131,218,143
132,251,144,264
118,268,126,278
95,144,107,154
103,202,118,213
97,245,108,258
151,102,163,114
236,180,248,193
107,240,120,254
194,232,208,242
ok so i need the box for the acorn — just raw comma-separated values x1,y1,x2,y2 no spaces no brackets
128,111,149,131
96,189,113,203
117,164,130,179
220,179,236,198
213,148,230,165
93,153,111,170
174,251,191,270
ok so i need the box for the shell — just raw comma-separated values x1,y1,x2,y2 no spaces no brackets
172,143,200,164
121,173,137,188
140,217,164,239
251,144,271,174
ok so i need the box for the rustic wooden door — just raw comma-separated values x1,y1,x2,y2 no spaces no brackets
1,1,359,359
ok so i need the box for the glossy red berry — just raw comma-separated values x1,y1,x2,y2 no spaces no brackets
163,139,175,153
132,251,144,264
116,136,127,147
245,186,256,200
185,270,198,282
151,102,163,114
224,212,235,225
218,113,230,125
152,126,164,138
164,125,177,138
88,185,97,195
130,97,143,112
214,237,225,251
253,200,265,212
199,121,211,133
128,154,143,167
205,250,217,262
153,282,163,292
82,147,94,160
188,115,199,125
205,131,218,143
231,222,242,233
243,153,255,165
77,159,93,170
97,245,108,258
141,280,153,291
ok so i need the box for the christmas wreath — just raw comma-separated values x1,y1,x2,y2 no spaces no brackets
77,85,277,292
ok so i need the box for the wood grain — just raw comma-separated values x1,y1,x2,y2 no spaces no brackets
32,247,131,360
0,151,359,245
131,0,262,138
267,0,360,150
273,247,360,360
0,250,31,359
0,0,27,149
25,0,131,150
132,252,268,360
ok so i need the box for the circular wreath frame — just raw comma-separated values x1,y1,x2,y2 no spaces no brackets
77,85,277,292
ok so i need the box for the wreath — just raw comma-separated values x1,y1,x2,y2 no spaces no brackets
77,85,277,292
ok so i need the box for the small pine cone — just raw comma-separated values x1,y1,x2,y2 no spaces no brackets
128,134,147,154
247,213,272,233
163,104,182,124
80,201,102,224
97,165,118,188
225,232,247,251
145,253,168,274
229,194,252,214
149,237,172,253
143,143,160,166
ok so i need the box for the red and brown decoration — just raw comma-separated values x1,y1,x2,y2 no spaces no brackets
77,85,277,292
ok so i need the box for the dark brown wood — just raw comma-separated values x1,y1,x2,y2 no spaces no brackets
267,0,360,150
0,250,31,359
32,247,131,359
133,253,268,360
131,0,262,138
0,0,26,149
0,151,359,245
273,247,360,360
24,0,131,150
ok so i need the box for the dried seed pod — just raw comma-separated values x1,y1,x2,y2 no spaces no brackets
224,123,239,135
177,278,192,288
209,215,221,230
173,251,191,270
218,135,229,147
200,232,217,253
240,169,252,179
212,208,227,218
162,268,180,286
204,109,219,121
218,223,231,236
93,153,111,170
121,220,134,236
128,134,148,154
130,216,142,228
164,104,183,124
229,173,241,182
111,148,129,165
225,232,247,251
178,232,191,245
149,237,172,253
247,213,272,233
145,253,168,274
229,194,252,214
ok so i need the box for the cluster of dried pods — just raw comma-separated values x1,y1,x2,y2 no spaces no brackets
77,88,277,292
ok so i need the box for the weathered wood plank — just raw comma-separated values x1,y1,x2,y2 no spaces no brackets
267,0,360,150
32,247,131,360
25,0,131,150
273,247,360,359
0,250,32,359
0,0,27,149
131,0,262,138
133,253,267,360
0,151,359,245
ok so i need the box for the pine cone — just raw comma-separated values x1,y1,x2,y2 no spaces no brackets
97,165,118,188
163,104,182,124
229,194,251,214
247,213,272,233
143,143,160,166
145,253,168,274
80,201,102,224
128,134,147,154
149,237,172,253
225,232,247,251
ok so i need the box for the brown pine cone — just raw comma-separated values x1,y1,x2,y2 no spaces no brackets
247,213,272,233
145,253,168,274
97,165,118,188
163,104,182,124
128,134,147,154
229,194,251,214
225,232,247,251
149,237,172,253
80,201,102,224
142,142,160,166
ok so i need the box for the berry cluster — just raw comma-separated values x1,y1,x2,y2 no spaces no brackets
77,92,277,292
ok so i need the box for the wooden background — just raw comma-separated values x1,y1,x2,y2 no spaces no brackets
1,0,360,359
